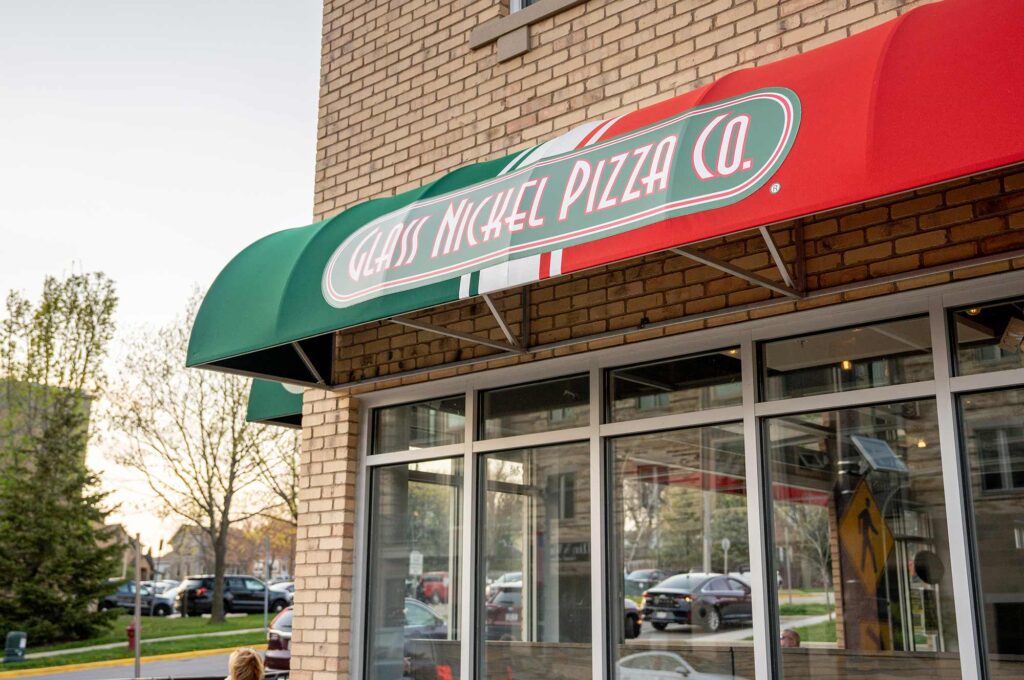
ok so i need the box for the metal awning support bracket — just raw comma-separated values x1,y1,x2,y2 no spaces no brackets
291,341,326,385
759,226,805,294
482,293,519,349
391,315,527,355
670,246,803,300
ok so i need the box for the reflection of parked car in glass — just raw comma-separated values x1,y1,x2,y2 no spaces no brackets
641,573,752,632
485,571,522,598
419,571,449,604
485,583,522,640
267,600,449,674
624,598,642,639
730,568,783,589
626,569,676,596
618,651,747,679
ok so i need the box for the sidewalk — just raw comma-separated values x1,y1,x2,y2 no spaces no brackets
24,628,264,660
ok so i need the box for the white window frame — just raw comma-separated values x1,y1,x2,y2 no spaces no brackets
349,268,1024,680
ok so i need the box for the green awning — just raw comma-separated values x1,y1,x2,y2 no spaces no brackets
187,152,514,384
246,379,303,428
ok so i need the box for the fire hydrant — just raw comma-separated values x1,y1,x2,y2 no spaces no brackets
126,623,137,651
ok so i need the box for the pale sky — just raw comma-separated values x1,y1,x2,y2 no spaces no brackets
1,1,323,551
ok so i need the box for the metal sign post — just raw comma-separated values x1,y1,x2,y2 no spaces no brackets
264,536,270,631
133,533,142,679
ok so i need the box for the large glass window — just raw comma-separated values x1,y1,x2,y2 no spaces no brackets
952,298,1024,376
365,459,462,679
479,443,591,678
479,374,589,439
607,348,742,422
760,317,934,401
372,396,465,454
960,388,1024,679
610,423,753,679
766,400,960,679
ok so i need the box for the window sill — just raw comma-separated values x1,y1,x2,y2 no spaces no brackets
470,0,587,62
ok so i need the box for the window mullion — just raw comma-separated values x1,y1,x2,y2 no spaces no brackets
741,331,774,680
588,367,606,680
928,296,985,680
460,388,476,680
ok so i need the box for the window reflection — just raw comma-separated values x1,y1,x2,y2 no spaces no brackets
365,459,462,680
611,423,753,680
767,400,960,679
607,348,742,422
961,388,1024,679
760,317,934,401
372,396,465,454
480,443,592,678
953,299,1024,376
479,375,589,439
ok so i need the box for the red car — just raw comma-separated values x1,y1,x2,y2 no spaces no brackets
419,572,450,604
264,607,293,670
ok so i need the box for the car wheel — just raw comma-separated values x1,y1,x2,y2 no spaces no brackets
154,604,171,617
624,614,640,639
431,592,441,604
652,621,668,631
272,599,287,613
703,607,722,633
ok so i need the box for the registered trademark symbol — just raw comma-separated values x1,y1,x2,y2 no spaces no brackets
770,182,781,194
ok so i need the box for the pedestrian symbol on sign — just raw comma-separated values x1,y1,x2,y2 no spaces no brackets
839,481,894,593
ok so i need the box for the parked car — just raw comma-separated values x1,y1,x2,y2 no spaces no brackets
98,580,128,611
485,571,521,598
618,651,747,679
418,571,449,604
484,582,522,640
274,581,295,603
264,607,293,670
114,581,157,613
264,599,449,673
729,568,783,589
624,598,642,639
641,573,752,632
626,569,676,596
176,575,291,615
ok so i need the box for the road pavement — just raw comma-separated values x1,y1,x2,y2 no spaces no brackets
21,652,234,680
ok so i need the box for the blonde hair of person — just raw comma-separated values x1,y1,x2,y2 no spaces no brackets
227,647,265,680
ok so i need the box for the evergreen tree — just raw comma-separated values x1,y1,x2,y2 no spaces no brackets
0,271,120,643
0,390,121,643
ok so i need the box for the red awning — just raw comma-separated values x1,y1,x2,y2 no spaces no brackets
561,0,1024,273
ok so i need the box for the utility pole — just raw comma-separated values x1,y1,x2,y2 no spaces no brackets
133,533,142,679
263,535,271,630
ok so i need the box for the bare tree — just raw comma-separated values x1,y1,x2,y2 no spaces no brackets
110,294,290,623
255,429,300,526
779,502,834,619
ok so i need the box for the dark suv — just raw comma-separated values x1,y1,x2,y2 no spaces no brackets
176,575,290,616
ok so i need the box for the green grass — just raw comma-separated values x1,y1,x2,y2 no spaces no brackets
793,619,837,643
1,631,266,672
778,603,835,616
26,614,266,655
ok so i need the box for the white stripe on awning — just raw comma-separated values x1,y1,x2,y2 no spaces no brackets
477,255,543,294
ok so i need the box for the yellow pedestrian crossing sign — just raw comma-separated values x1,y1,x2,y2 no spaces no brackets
839,481,894,592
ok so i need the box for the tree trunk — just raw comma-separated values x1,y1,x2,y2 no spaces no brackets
210,529,228,623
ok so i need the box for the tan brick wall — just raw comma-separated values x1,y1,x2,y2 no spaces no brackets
291,391,359,679
292,1,1024,677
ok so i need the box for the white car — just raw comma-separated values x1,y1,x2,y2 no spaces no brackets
617,651,748,680
729,570,783,589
